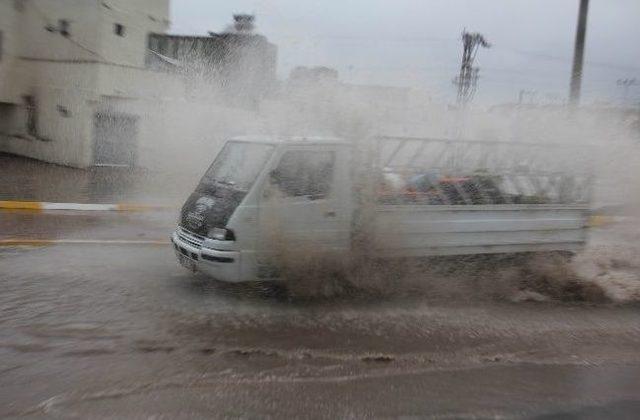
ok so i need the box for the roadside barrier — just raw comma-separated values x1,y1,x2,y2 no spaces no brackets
0,201,170,212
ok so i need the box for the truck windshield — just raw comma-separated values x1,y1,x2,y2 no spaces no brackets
199,141,274,192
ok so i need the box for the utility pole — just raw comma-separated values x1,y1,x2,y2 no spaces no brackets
453,31,490,106
569,0,589,107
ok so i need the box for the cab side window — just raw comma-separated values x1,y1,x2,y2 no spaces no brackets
270,151,335,199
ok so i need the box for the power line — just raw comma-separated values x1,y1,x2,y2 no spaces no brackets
496,47,640,73
276,32,640,74
64,37,106,60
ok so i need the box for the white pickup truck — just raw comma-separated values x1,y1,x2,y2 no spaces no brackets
171,135,593,283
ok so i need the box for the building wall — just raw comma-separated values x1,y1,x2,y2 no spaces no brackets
1,2,279,171
0,0,173,168
101,0,170,27
98,0,169,68
147,33,278,109
18,1,102,62
0,1,22,103
11,0,168,66
1,60,100,166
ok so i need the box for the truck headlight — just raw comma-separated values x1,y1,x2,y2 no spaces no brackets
208,227,235,241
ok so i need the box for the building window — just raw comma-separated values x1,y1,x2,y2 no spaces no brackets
56,105,71,118
114,23,125,37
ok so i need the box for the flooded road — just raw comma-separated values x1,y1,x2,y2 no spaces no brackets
2,210,640,418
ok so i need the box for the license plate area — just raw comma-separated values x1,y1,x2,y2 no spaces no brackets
176,250,197,272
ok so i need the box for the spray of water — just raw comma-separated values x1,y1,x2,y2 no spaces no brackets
111,32,640,303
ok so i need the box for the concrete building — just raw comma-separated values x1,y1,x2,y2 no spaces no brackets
0,0,174,168
147,21,277,110
0,1,278,172
281,66,438,137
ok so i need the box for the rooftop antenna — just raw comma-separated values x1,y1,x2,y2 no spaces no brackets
233,14,255,33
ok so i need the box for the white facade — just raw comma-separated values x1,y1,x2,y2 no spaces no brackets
0,0,173,167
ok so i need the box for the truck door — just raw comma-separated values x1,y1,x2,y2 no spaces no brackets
257,147,351,262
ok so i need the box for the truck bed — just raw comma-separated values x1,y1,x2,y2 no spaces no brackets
374,204,589,257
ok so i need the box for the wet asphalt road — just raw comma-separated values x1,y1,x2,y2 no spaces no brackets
2,210,640,418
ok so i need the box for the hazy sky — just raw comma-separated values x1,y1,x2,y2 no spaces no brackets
171,1,640,105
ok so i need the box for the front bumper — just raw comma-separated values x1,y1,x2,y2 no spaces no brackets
171,229,242,283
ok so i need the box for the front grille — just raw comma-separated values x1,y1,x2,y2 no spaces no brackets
177,227,204,249
201,254,234,263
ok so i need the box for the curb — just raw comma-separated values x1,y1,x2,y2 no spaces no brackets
0,201,171,212
588,215,635,227
0,239,169,246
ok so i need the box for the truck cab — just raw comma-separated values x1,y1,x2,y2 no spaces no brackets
171,136,353,282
